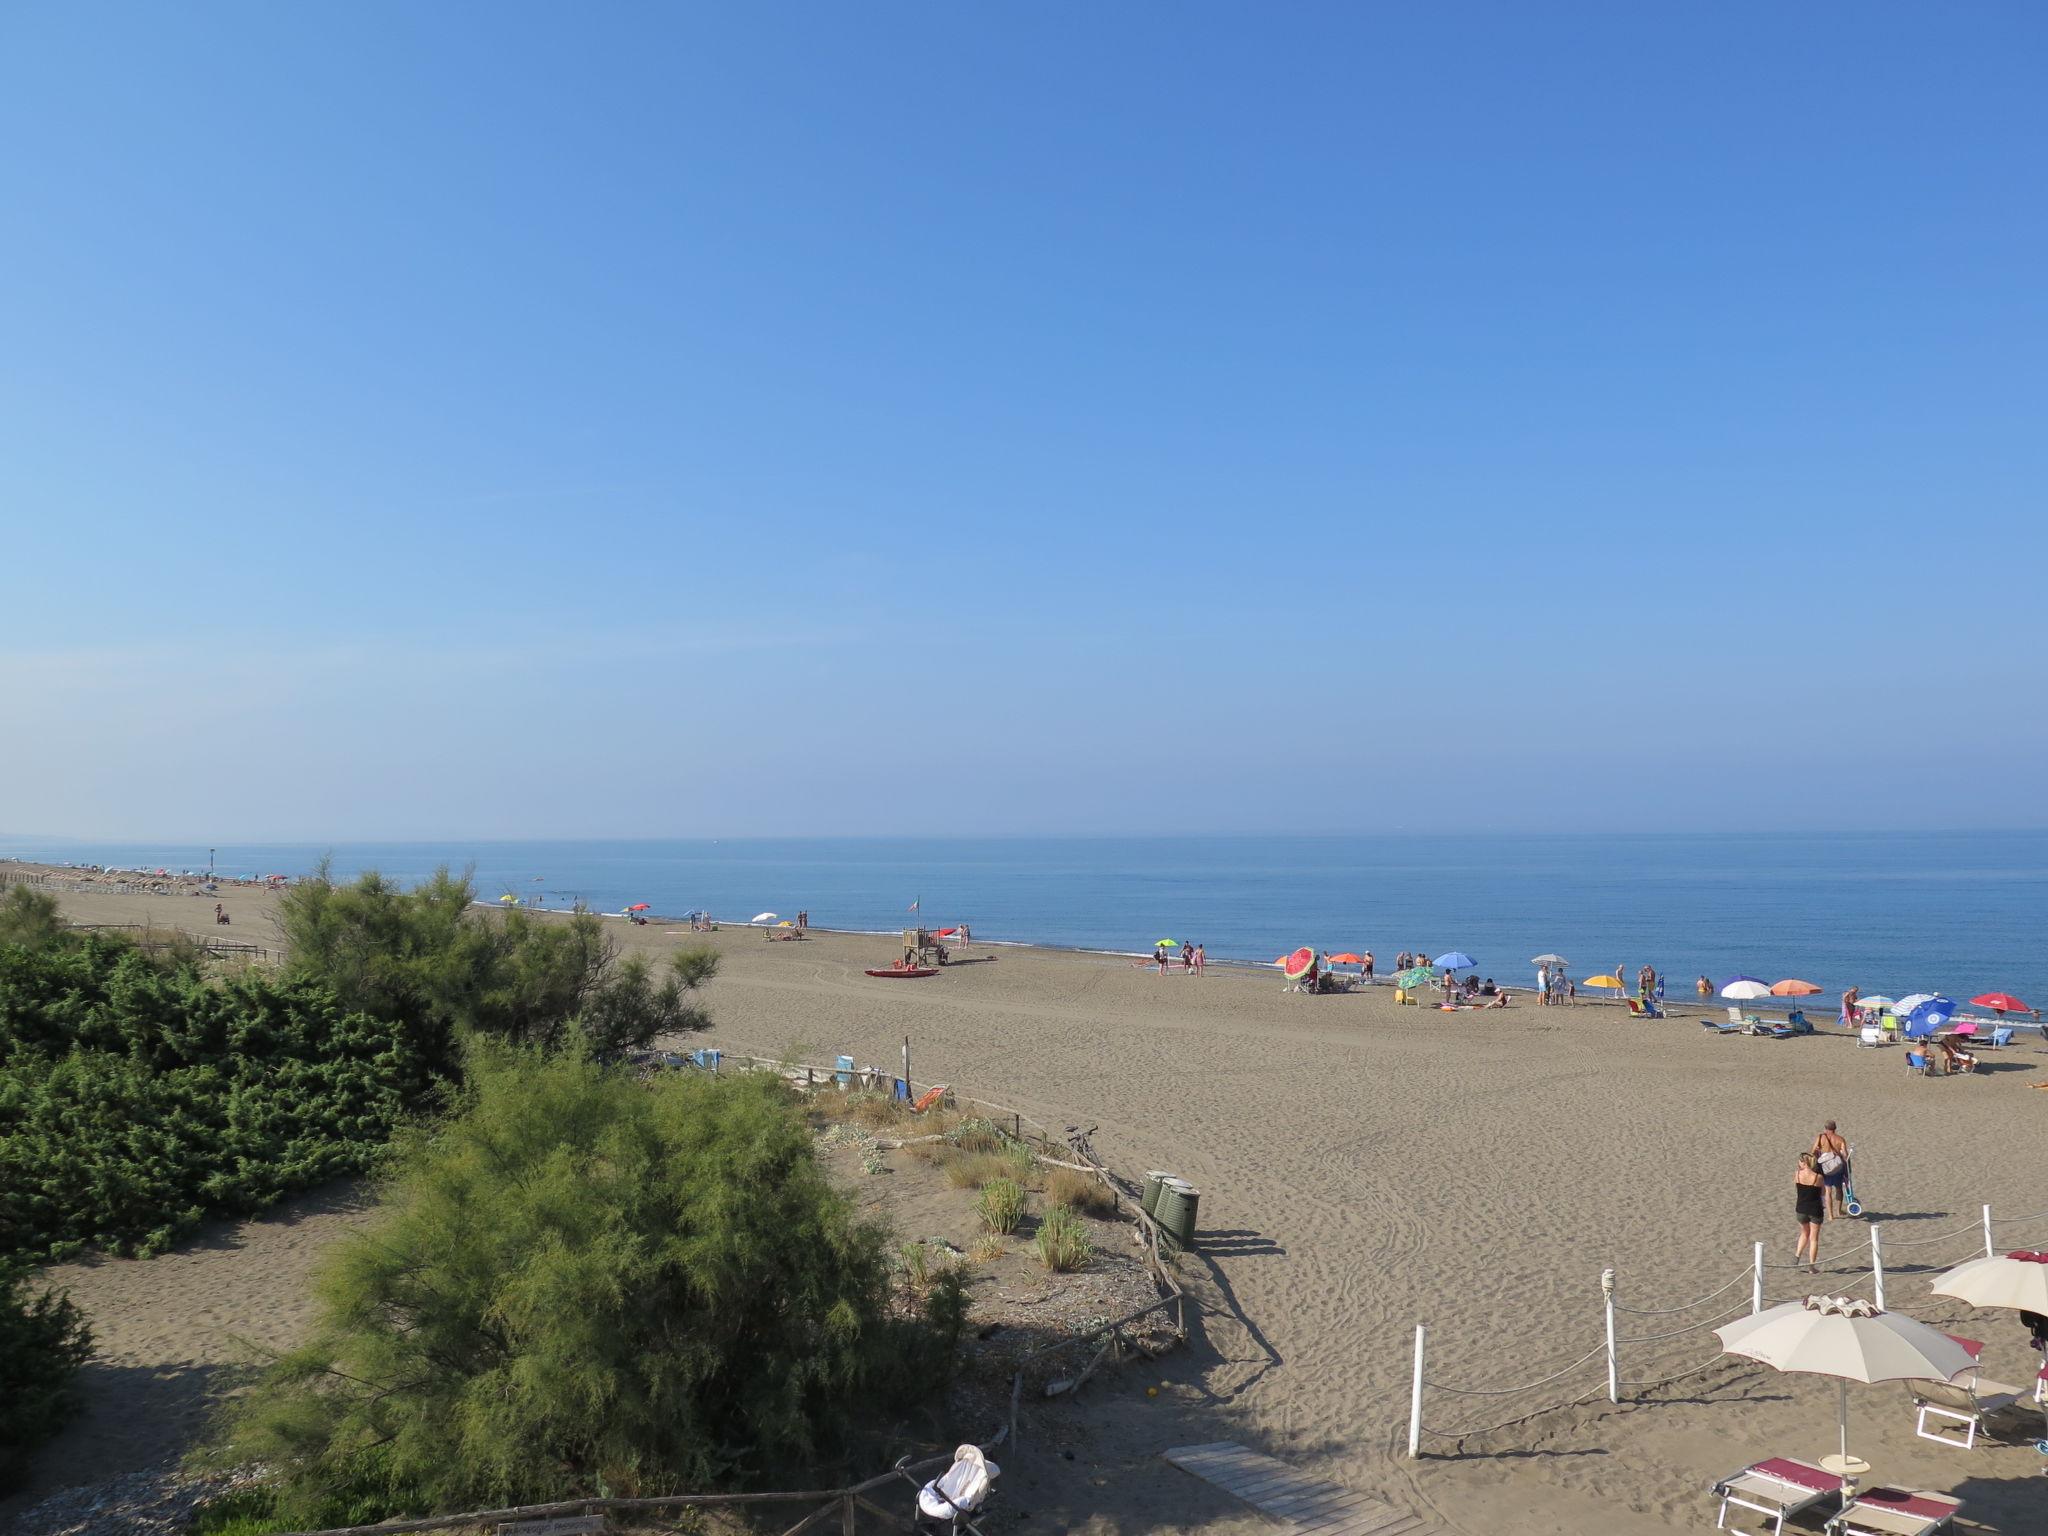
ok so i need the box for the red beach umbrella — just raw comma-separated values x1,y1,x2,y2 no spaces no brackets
1969,992,2029,1015
626,903,651,912
1281,946,1317,981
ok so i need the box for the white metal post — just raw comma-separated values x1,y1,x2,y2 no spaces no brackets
1752,1242,1765,1313
1983,1204,1995,1258
1407,1325,1426,1458
1870,1225,1885,1311
1602,1268,1619,1403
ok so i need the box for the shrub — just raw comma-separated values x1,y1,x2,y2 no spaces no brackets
974,1178,1026,1235
278,865,718,1070
1034,1204,1091,1273
0,887,66,949
1045,1167,1117,1218
969,1235,1005,1263
0,939,418,1258
210,1039,959,1520
0,1259,94,1491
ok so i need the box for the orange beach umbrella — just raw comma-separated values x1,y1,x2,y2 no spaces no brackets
1771,979,1823,996
1329,952,1364,964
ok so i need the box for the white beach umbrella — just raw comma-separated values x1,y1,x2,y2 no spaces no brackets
1892,993,1939,1016
1720,979,1773,1001
1856,995,1896,1011
1715,1296,1976,1471
750,911,778,924
1530,953,1568,966
1931,1252,2048,1314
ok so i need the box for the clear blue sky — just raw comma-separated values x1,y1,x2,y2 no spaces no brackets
3,4,2042,839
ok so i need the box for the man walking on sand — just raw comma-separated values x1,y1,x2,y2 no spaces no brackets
1812,1121,1851,1220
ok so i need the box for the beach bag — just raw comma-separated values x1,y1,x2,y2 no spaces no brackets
1818,1149,1844,1175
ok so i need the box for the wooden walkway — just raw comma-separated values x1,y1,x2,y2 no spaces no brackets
1162,1443,1446,1536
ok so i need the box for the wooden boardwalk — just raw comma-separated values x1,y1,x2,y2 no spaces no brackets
1162,1443,1446,1536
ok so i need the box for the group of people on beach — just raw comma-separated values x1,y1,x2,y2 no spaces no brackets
1155,941,1206,975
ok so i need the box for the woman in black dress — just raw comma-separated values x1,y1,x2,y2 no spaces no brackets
1794,1153,1827,1274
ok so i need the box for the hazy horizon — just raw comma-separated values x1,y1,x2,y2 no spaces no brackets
4,6,2042,838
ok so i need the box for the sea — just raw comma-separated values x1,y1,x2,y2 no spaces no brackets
5,831,2045,1010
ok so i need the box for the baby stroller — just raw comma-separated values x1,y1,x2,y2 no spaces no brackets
915,1444,998,1533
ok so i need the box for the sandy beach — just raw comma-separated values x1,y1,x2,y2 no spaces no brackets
10,872,2045,1534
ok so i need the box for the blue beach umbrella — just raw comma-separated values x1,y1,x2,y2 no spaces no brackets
1434,952,1476,971
1903,997,1956,1040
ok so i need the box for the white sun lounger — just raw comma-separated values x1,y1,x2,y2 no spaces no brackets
1823,1486,1962,1535
1906,1373,2035,1449
1711,1456,1841,1535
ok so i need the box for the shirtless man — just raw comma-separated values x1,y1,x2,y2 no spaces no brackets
1810,1120,1851,1219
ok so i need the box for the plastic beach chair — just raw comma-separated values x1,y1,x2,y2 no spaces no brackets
915,1444,998,1533
1823,1485,1963,1535
1711,1456,1841,1535
1626,997,1666,1019
1986,1026,2016,1049
1906,1373,2035,1449
1904,1051,1936,1077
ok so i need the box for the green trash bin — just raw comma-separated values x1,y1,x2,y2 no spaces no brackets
1154,1177,1200,1250
1141,1171,1171,1219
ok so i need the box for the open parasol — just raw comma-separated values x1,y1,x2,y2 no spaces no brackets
1716,1295,1976,1475
1281,946,1317,982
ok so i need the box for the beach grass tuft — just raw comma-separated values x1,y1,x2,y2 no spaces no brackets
1034,1204,1091,1272
1044,1166,1116,1217
974,1177,1026,1234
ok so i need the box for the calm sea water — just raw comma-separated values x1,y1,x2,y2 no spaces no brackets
6,832,2045,1009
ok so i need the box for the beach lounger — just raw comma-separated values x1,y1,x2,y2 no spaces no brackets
1906,1373,2036,1449
1710,1456,1841,1534
1823,1486,1962,1535
1702,1017,1741,1034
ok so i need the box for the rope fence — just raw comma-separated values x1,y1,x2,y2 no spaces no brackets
1407,1192,2041,1457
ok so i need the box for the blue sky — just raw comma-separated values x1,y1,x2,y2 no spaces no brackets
2,4,2042,838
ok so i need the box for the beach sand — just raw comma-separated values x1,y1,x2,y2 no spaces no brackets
10,874,2045,1533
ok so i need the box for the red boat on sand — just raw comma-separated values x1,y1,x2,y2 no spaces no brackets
866,965,939,979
